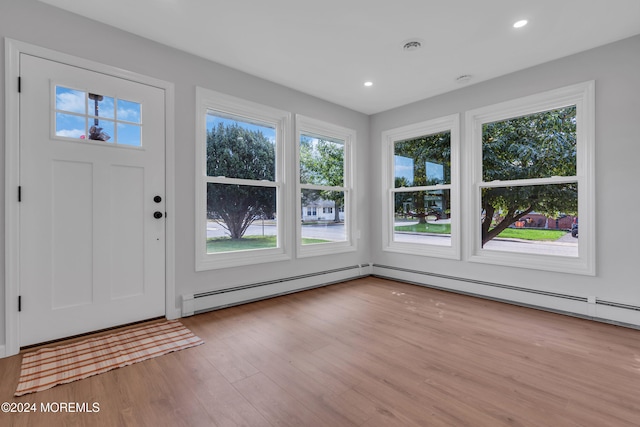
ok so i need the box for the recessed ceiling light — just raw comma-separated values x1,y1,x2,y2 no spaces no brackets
364,81,373,87
513,19,528,28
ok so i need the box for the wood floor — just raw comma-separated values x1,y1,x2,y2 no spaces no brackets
1,277,639,426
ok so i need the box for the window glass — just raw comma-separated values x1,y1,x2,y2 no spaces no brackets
468,81,594,274
394,131,451,186
393,189,451,246
391,130,453,248
382,114,459,259
296,116,355,256
300,189,347,244
300,135,344,186
481,183,578,257
56,86,85,114
195,87,288,270
54,85,142,146
206,183,277,253
482,106,576,181
480,107,578,257
206,113,276,181
118,99,142,124
89,93,115,120
55,113,86,139
117,123,142,146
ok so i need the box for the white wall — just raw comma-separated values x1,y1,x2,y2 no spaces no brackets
370,35,640,326
0,0,371,351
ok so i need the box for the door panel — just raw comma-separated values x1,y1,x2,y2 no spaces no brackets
19,54,166,346
51,160,94,309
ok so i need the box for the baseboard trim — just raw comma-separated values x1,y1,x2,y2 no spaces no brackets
182,264,371,316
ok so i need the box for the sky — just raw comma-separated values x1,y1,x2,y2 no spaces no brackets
394,155,444,185
55,86,142,146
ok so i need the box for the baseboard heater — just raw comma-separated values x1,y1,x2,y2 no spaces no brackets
182,264,368,316
372,264,640,328
372,263,586,301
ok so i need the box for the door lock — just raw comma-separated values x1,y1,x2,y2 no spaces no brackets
153,211,163,219
154,195,162,203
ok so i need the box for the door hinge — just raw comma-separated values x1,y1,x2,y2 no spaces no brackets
18,186,22,202
18,296,22,312
18,76,21,93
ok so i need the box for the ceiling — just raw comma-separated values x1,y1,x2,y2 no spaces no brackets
40,0,640,115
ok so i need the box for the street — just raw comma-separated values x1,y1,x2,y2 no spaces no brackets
208,220,579,257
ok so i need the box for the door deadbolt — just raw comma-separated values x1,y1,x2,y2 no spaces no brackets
154,196,162,203
153,211,163,219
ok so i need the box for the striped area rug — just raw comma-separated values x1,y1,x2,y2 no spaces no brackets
15,320,204,396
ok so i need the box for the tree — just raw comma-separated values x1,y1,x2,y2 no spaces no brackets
394,132,450,224
300,136,344,222
206,122,275,239
481,106,577,245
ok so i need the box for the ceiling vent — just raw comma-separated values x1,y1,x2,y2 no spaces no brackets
402,39,422,52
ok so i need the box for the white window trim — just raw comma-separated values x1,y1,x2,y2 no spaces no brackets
381,114,461,259
195,87,291,271
465,81,596,275
296,115,356,258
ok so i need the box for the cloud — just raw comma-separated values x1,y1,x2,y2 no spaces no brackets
56,91,85,114
57,128,85,138
117,107,140,122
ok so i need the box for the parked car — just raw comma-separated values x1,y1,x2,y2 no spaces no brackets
571,222,578,238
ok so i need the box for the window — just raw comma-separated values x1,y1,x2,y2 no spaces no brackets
297,115,355,257
195,88,290,270
466,81,595,275
382,114,460,259
54,85,142,146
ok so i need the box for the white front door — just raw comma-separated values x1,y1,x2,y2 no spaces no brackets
19,54,166,346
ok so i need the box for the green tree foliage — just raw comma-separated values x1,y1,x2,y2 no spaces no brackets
394,132,450,224
481,106,577,245
206,122,276,239
300,136,344,222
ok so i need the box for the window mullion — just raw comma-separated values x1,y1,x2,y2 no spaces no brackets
300,183,346,192
479,176,578,188
204,176,280,188
393,184,451,193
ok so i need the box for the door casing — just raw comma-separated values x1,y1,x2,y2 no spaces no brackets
3,38,178,358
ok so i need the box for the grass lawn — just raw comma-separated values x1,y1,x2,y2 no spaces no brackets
207,235,329,253
394,223,567,242
394,222,451,234
496,228,567,241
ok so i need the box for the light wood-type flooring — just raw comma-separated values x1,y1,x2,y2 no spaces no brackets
1,276,639,426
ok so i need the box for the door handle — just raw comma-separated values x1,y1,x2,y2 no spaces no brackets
153,211,163,219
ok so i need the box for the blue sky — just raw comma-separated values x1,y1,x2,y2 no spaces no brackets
55,86,142,145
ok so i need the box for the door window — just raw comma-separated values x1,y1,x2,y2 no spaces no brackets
54,85,142,146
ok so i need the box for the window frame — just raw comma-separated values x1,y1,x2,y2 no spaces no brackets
381,114,461,259
195,87,291,271
465,81,595,275
296,114,356,258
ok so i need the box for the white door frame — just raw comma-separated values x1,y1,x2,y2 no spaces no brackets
4,38,178,358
